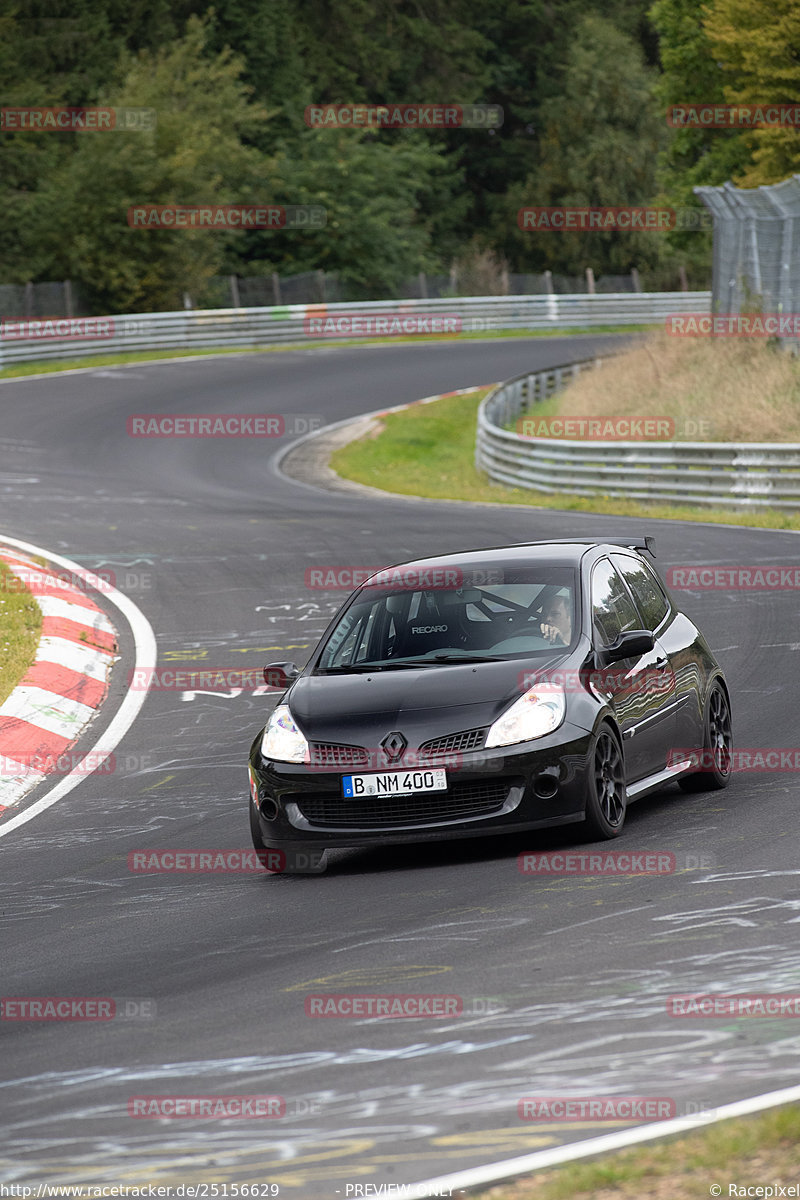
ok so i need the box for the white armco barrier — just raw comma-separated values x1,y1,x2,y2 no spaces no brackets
0,291,709,367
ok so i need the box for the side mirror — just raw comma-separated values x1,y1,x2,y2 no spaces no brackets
263,661,300,688
601,630,655,664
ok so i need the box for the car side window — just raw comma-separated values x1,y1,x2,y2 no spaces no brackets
591,558,641,648
610,553,669,632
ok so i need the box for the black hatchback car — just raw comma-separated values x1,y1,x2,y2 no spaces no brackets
248,538,732,870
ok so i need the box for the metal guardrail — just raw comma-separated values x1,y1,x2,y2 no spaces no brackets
476,358,800,510
0,291,709,367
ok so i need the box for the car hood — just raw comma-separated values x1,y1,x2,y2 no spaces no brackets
285,653,571,747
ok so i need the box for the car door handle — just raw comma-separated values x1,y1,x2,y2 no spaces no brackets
653,655,669,670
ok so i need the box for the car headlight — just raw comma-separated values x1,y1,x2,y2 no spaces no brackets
485,684,566,748
260,704,310,763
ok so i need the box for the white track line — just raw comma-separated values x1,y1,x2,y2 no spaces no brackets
409,1083,800,1194
0,534,157,837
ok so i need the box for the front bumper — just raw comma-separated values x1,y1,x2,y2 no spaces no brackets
248,722,592,853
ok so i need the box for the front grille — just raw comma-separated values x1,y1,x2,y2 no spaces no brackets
294,778,515,829
308,742,369,768
419,727,487,757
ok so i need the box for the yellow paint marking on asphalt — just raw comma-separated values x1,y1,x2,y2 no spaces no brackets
7,1129,565,1189
140,774,176,792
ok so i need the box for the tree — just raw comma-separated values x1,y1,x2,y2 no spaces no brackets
263,130,450,297
703,0,800,186
650,0,753,205
502,15,667,276
25,15,273,312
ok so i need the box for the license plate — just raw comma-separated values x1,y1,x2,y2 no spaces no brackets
342,769,447,798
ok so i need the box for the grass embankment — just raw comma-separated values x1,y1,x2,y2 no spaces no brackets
518,330,800,442
478,1104,800,1199
330,333,800,531
0,558,42,706
0,325,647,382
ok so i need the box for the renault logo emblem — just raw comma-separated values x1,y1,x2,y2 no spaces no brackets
380,731,407,760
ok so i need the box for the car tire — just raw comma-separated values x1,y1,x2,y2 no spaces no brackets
678,681,733,792
249,798,266,854
581,724,627,840
249,800,326,874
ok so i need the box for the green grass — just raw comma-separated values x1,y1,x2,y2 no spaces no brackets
0,559,43,706
478,1104,800,1199
330,388,800,531
0,324,648,381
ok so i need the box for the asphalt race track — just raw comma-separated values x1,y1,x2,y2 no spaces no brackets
2,334,800,1194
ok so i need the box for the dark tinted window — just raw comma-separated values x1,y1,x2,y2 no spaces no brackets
610,553,669,631
591,559,641,648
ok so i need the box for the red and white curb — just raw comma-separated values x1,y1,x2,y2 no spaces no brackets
0,547,117,814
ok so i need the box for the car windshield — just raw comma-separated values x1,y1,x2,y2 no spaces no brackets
315,570,578,672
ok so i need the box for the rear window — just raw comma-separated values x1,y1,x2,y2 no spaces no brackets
610,553,670,631
591,558,641,648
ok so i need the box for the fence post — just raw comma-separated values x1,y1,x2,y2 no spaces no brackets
418,272,428,299
585,267,595,295
271,273,281,305
678,265,688,292
64,279,74,317
631,267,642,292
24,281,34,317
229,275,241,308
543,270,554,295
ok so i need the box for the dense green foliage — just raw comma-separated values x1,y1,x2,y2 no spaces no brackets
1,0,797,310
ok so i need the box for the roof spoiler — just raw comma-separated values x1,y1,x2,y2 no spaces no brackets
606,535,656,558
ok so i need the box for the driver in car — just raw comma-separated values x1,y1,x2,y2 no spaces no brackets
540,592,572,646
